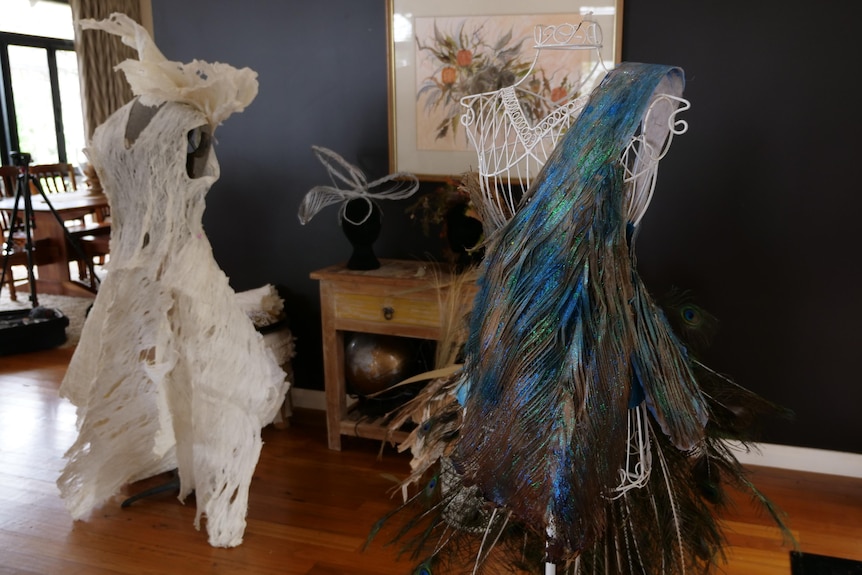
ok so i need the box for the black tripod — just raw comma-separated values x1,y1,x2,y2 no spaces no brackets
0,151,100,308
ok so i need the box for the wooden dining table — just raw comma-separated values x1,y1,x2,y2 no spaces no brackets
0,189,110,297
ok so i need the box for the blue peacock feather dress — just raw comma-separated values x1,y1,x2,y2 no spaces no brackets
371,63,792,575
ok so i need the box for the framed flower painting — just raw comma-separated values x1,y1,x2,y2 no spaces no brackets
387,0,623,180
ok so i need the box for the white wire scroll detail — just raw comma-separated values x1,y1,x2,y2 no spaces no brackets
607,403,654,499
623,94,691,228
298,146,419,226
534,20,603,50
459,20,609,234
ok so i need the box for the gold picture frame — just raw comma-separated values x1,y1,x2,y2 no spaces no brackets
386,0,623,181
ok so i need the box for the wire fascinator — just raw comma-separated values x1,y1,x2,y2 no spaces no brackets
79,13,258,128
298,146,419,226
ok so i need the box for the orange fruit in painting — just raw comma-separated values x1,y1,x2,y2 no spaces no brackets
551,86,568,102
456,49,472,67
441,66,457,85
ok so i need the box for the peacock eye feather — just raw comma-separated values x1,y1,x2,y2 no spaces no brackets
681,305,700,325
413,556,434,575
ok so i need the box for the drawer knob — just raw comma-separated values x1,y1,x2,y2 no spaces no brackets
382,306,395,320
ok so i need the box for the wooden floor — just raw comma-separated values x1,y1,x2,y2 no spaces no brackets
1,346,860,575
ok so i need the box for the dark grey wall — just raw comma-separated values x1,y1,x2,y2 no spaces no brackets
150,0,439,412
619,1,861,454
151,1,861,454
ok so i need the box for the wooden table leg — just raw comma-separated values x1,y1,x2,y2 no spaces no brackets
319,282,346,450
31,210,98,297
31,211,70,286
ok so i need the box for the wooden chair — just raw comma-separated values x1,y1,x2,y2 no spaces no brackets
1,166,22,299
28,163,110,224
28,163,77,194
73,233,110,284
28,163,111,284
0,166,55,301
0,165,17,200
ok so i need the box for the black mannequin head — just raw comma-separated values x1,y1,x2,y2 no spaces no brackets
341,198,382,270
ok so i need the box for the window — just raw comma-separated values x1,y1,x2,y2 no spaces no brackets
0,0,85,167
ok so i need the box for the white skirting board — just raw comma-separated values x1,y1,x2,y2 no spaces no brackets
730,441,862,479
289,388,330,412
289,389,862,479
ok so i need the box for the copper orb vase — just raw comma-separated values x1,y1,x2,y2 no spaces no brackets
344,333,417,396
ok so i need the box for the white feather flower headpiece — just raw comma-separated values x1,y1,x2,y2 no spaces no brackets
80,12,258,127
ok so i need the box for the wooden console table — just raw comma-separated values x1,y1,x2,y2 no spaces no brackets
311,259,474,450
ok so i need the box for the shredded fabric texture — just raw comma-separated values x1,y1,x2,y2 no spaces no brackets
58,100,288,548
235,284,286,328
370,63,793,574
58,15,287,549
79,13,258,127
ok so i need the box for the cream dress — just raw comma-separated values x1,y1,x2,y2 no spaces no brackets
57,97,287,548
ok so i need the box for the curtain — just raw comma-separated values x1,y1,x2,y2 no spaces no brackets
70,0,143,139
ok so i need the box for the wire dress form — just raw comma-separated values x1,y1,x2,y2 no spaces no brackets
458,61,704,565
57,14,287,548
459,19,610,233
460,20,692,540
372,63,791,575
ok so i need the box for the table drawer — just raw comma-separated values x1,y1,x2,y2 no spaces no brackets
333,292,441,329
